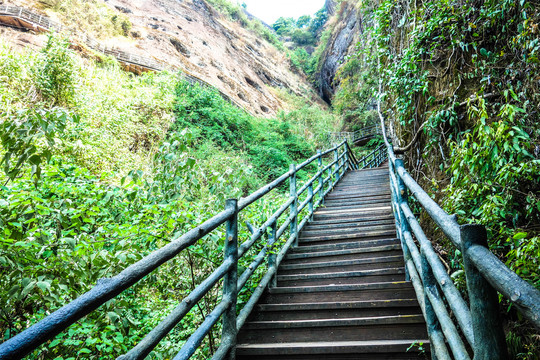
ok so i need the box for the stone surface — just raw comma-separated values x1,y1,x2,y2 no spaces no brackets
2,0,326,116
317,1,362,103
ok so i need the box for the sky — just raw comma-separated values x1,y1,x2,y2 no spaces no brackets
241,0,326,25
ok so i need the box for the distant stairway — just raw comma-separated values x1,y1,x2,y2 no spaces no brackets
236,166,429,359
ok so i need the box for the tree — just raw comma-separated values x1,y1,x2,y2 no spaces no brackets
309,8,328,36
296,15,311,28
272,17,295,36
291,28,315,46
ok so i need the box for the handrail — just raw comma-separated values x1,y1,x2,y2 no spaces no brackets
0,141,361,359
0,5,258,114
0,5,164,72
378,111,540,360
327,125,381,145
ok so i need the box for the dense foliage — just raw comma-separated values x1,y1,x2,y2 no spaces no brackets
271,8,329,77
330,0,539,357
0,30,337,359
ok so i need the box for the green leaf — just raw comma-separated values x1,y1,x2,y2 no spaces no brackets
37,280,51,292
513,232,527,240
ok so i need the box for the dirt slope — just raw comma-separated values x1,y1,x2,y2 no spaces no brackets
1,0,325,117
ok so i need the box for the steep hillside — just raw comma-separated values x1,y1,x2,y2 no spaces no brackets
2,0,325,116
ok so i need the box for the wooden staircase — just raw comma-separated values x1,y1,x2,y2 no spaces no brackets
236,166,429,359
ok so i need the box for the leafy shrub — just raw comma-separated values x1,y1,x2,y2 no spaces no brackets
34,35,78,107
288,48,315,75
291,28,316,46
0,107,79,183
173,80,328,183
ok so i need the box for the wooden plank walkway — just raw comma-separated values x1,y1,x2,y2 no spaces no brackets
236,166,429,359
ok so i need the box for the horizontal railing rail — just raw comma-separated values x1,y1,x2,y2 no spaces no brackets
357,143,386,169
352,125,381,142
0,5,164,72
0,140,365,359
0,5,257,114
327,125,381,145
379,116,540,360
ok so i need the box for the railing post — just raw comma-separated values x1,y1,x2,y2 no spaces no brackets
308,184,314,221
222,199,238,360
290,164,298,247
460,224,508,360
317,150,324,205
344,146,349,172
267,221,278,288
421,249,441,360
334,147,339,184
394,159,410,281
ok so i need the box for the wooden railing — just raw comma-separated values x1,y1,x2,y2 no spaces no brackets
0,5,256,113
0,141,372,359
0,5,63,32
381,119,540,359
0,5,164,72
327,125,381,145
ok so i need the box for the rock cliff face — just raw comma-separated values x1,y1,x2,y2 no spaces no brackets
2,0,324,116
317,1,361,103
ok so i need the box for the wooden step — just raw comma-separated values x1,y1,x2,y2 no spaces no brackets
236,340,429,359
284,244,402,263
262,281,417,303
292,237,400,253
279,255,404,275
300,224,396,238
234,167,428,359
277,267,405,286
308,216,395,228
238,315,428,343
322,198,391,208
253,299,422,321
299,230,397,246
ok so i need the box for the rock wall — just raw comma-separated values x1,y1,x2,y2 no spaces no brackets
318,1,361,103
325,0,337,15
1,0,325,117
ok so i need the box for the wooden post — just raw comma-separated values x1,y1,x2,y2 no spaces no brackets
308,183,314,221
461,224,508,360
268,221,278,288
395,159,410,281
421,249,441,360
344,147,349,172
317,150,324,205
290,164,298,247
222,199,238,360
334,148,339,184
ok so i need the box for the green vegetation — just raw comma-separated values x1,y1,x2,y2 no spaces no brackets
41,0,132,39
204,0,284,50
328,0,540,356
0,30,337,358
273,8,329,77
273,8,328,44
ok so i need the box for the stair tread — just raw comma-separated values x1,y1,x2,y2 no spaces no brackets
244,314,426,329
257,299,420,311
280,255,403,270
291,239,400,253
277,268,404,281
268,281,411,294
235,167,429,358
236,339,430,352
285,244,401,260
